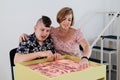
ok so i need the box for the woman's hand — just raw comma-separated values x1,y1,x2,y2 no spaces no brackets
19,33,28,43
79,58,89,70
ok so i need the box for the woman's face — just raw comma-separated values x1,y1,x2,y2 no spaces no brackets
60,14,72,30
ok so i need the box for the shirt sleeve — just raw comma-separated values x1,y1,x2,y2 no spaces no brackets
50,40,56,54
16,40,30,54
76,29,85,43
47,37,56,54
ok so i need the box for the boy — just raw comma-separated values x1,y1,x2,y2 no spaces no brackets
14,16,58,64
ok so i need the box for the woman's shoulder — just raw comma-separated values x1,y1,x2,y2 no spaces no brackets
70,27,76,30
51,26,60,33
70,28,84,38
51,26,58,29
71,28,82,33
50,26,58,36
70,28,80,33
51,26,58,31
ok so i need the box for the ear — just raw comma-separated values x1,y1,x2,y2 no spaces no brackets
34,25,37,32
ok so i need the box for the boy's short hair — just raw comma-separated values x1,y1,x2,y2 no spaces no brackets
36,16,52,27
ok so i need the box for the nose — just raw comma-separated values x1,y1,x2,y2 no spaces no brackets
43,30,48,35
43,31,47,34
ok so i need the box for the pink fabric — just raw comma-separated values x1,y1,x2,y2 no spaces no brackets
50,27,85,58
27,59,92,77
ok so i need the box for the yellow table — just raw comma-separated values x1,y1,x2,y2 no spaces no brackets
15,55,106,80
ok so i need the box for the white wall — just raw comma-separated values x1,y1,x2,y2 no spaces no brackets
0,0,119,80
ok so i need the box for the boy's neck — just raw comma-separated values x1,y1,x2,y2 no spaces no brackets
36,38,43,45
38,41,43,46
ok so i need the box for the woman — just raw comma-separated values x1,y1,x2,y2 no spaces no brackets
19,7,91,69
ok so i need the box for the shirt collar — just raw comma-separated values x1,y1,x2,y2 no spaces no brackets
31,33,50,45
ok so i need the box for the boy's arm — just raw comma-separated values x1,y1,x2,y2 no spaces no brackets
14,50,54,64
14,39,40,64
14,51,44,64
14,38,54,64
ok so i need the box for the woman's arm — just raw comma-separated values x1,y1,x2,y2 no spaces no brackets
80,38,91,58
78,38,91,69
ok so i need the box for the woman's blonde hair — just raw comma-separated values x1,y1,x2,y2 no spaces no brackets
57,7,74,26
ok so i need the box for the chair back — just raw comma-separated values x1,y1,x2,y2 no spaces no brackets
9,48,17,66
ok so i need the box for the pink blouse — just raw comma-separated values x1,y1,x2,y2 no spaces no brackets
50,27,85,58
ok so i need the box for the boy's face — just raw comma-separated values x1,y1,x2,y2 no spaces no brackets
34,21,51,42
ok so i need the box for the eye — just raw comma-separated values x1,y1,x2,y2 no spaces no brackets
68,19,72,21
41,29,44,31
46,30,50,32
62,18,66,21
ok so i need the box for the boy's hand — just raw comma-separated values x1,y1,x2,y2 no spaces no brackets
53,53,61,60
42,51,54,59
